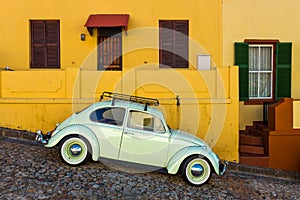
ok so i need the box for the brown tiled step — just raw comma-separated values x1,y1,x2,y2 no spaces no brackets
245,125,255,130
244,127,261,136
248,128,264,136
253,121,268,131
253,121,264,125
239,134,263,146
239,145,265,155
239,129,249,135
239,153,269,168
253,120,266,127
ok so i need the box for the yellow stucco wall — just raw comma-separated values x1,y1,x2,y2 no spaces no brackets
223,0,300,129
0,67,239,161
0,0,241,161
0,0,223,70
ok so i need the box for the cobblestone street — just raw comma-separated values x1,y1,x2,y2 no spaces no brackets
0,135,299,199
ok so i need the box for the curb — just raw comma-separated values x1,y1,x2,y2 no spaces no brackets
0,127,36,141
228,162,300,182
1,127,299,182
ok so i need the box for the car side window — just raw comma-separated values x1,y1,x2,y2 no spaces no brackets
90,107,125,126
127,110,165,133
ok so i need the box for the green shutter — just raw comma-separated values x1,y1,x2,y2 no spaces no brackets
276,42,292,100
235,42,249,101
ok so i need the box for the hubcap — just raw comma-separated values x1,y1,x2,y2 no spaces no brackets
185,158,211,185
69,144,82,156
191,164,204,177
61,137,88,165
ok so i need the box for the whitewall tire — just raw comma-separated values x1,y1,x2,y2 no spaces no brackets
60,136,90,166
181,155,212,186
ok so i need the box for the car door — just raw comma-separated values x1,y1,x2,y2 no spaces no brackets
118,110,170,167
87,106,126,160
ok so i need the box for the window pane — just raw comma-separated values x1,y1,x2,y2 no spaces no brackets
249,45,273,99
90,107,125,126
259,73,272,98
260,47,272,71
249,46,259,71
249,73,258,98
127,111,165,133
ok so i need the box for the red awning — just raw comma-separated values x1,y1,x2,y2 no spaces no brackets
85,14,129,35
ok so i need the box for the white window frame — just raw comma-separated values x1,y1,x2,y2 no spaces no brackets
249,44,273,99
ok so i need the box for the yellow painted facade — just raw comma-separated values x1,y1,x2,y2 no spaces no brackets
223,0,300,129
1,0,223,70
0,0,240,162
1,0,299,163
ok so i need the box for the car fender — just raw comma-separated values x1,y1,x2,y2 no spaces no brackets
166,146,220,175
45,124,100,161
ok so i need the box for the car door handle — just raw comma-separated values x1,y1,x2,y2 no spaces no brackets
123,132,135,136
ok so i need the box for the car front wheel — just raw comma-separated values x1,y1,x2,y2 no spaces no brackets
181,155,212,186
60,136,90,166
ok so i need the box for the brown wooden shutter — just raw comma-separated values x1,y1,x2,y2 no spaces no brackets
45,21,60,68
159,21,173,68
174,20,188,68
30,20,60,68
159,20,188,68
31,20,46,68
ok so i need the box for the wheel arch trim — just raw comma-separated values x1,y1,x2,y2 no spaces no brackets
166,146,220,175
45,124,100,161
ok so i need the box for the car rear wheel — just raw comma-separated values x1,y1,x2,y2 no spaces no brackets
60,136,90,166
181,155,212,186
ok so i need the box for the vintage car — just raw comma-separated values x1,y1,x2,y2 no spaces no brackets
36,92,227,186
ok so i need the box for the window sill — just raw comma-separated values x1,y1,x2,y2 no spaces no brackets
244,99,275,105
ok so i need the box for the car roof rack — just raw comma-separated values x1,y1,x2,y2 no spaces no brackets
100,91,159,111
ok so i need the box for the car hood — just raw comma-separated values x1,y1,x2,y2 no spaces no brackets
170,129,210,149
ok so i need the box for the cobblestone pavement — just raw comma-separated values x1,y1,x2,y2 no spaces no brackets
0,137,299,200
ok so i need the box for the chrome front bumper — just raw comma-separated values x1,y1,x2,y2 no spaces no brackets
219,160,228,176
35,130,51,145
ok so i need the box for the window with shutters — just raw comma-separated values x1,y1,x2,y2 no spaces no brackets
249,45,273,99
159,20,189,68
30,20,60,69
235,40,292,103
97,27,122,71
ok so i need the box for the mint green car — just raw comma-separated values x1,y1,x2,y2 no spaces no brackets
36,92,227,186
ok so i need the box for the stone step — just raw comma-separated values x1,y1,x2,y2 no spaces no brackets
239,145,265,155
